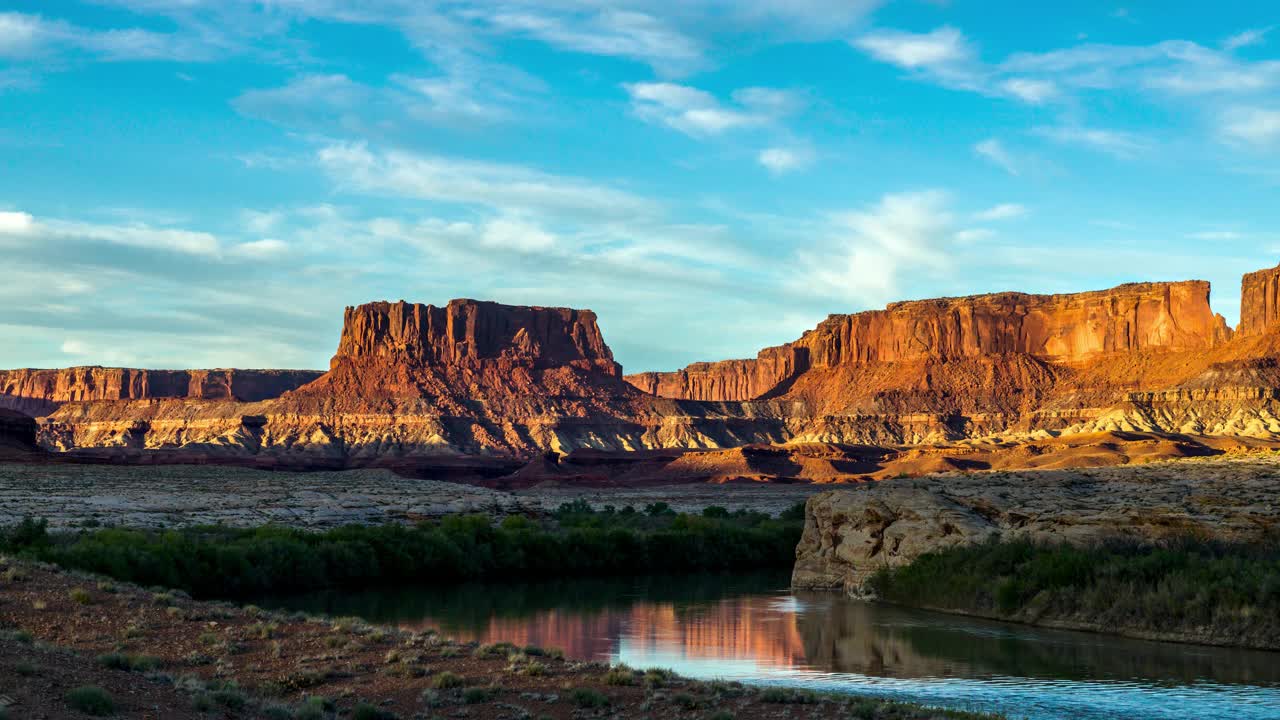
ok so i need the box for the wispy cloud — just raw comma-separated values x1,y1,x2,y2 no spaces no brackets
974,203,1028,221
1034,125,1151,158
623,82,802,137
798,190,955,306
758,145,815,174
974,138,1021,175
0,11,221,62
1219,106,1280,147
316,142,659,221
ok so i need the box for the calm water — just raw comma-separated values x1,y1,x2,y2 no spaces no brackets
264,573,1280,720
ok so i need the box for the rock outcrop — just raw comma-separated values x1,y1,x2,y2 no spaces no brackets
792,460,1280,594
332,299,621,377
0,367,322,417
627,281,1231,403
1238,264,1280,336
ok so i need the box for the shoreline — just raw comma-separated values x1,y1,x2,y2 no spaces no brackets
803,589,1280,653
0,558,1003,720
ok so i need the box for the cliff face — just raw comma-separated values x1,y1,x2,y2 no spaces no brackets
0,367,323,417
627,281,1230,402
1238,264,1280,336
333,299,620,377
625,345,807,402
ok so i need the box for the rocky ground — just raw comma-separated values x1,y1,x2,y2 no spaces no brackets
0,559,997,720
0,462,820,529
794,451,1280,594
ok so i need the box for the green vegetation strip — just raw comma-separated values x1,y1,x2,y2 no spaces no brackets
868,537,1280,644
0,502,804,599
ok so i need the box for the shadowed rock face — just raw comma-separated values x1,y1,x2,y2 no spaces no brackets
1239,264,1280,336
0,367,323,417
626,281,1231,402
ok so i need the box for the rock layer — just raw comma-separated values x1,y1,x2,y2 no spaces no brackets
627,281,1231,402
0,367,322,417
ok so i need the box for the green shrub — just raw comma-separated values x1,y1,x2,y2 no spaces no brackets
673,693,699,709
432,671,464,689
759,687,817,704
603,666,636,686
352,702,398,720
97,653,159,672
69,587,93,605
260,703,294,720
66,686,115,716
462,687,497,704
570,688,609,709
0,508,803,599
867,537,1280,642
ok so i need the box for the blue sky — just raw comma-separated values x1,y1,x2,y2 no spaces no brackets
2,1,1279,373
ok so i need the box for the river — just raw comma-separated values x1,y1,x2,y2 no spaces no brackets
262,572,1280,720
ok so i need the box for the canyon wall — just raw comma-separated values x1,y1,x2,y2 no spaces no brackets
628,281,1231,402
0,367,323,417
1238,264,1280,336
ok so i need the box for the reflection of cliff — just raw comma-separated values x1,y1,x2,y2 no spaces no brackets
793,593,1280,686
423,597,808,668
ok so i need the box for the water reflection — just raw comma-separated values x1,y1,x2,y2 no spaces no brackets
264,573,1280,720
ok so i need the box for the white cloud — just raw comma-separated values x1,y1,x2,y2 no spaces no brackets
974,203,1027,221
1000,77,1058,104
0,11,216,62
955,228,995,243
0,208,223,256
798,190,955,305
1225,27,1271,51
974,138,1020,175
0,210,35,234
0,12,44,58
757,146,815,174
46,219,220,255
316,142,658,220
853,26,971,69
230,238,289,259
482,9,701,74
624,82,801,137
1219,107,1280,147
60,339,88,355
1034,125,1150,158
480,217,558,252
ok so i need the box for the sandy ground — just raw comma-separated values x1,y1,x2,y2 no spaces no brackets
0,462,820,529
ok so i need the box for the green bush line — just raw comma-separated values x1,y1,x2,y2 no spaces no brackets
0,504,804,599
867,537,1280,642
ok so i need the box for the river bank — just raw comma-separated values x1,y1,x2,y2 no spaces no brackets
793,458,1280,651
0,557,1004,720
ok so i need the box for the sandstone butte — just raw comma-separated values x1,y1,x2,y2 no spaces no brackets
6,265,1280,470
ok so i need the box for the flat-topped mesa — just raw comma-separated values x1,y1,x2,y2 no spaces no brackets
628,280,1230,402
0,367,323,417
333,299,622,377
1239,263,1280,336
